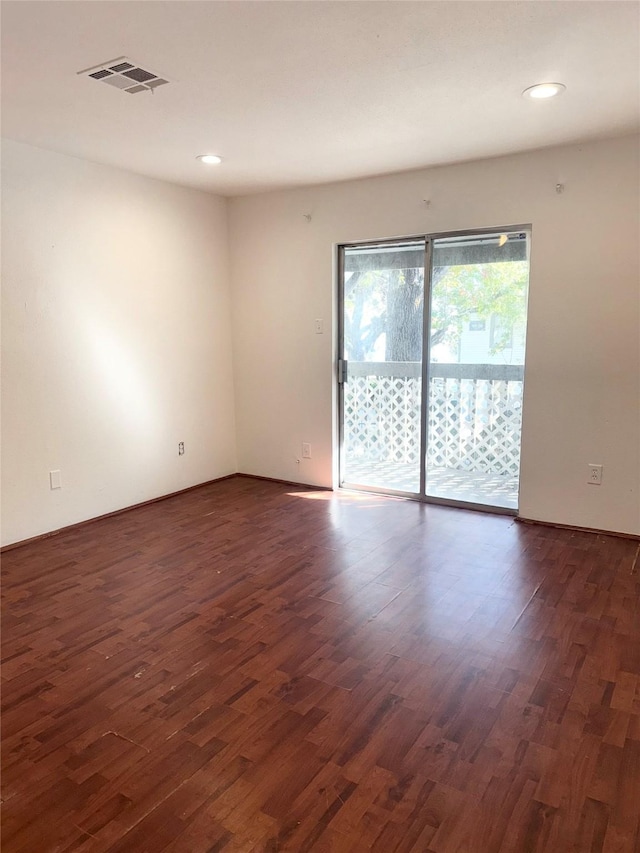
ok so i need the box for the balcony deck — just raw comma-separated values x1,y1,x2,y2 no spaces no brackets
343,361,523,510
342,462,518,509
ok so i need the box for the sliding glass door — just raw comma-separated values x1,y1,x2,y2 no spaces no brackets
424,232,529,509
338,229,530,511
339,240,426,494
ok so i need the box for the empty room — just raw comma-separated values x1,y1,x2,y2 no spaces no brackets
1,1,639,851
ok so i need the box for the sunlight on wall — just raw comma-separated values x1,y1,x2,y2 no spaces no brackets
72,299,159,435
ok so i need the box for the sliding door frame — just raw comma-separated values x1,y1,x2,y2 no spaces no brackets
418,236,433,498
337,236,426,501
337,224,531,515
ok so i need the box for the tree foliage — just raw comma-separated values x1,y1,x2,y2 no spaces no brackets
431,261,528,356
344,261,528,361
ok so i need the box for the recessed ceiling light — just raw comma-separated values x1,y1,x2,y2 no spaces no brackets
197,154,222,165
522,82,566,100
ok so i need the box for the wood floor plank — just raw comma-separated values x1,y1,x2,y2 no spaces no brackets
2,476,639,851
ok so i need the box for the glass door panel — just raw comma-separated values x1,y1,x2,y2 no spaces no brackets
340,241,426,493
425,231,530,509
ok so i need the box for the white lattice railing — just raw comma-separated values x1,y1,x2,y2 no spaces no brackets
344,362,524,477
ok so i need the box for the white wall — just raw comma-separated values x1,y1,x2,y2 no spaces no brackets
229,135,640,536
1,140,237,546
3,135,638,544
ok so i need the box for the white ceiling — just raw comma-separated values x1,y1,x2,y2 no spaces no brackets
2,1,639,196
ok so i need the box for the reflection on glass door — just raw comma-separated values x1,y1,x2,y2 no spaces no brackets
425,232,530,509
340,241,426,494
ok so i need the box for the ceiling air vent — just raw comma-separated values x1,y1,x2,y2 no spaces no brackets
78,57,169,94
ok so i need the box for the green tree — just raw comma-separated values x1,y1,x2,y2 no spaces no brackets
344,260,527,361
430,260,528,357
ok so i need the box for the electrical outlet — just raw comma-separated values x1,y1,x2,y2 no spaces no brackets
302,442,311,459
178,442,185,456
314,319,323,334
49,470,61,490
588,464,603,485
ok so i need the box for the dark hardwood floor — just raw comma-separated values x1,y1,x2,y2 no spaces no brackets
2,476,639,852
